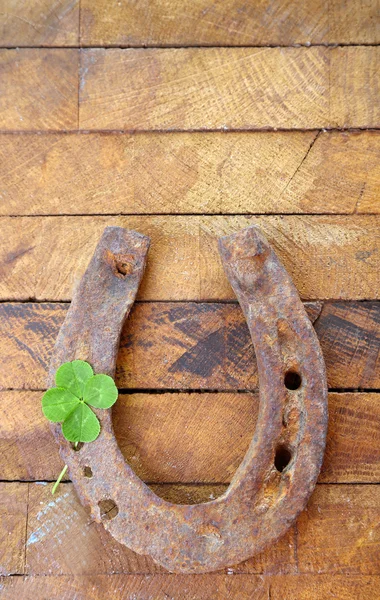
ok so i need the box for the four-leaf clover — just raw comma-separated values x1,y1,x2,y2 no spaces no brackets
42,360,118,443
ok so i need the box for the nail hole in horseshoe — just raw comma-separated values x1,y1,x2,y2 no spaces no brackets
71,442,84,452
83,466,93,478
274,445,292,472
98,498,119,520
284,370,302,391
115,262,130,278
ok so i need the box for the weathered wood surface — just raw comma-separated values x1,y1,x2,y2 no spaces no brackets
297,485,380,575
1,4,379,596
79,47,379,130
1,131,379,216
1,216,379,301
1,483,378,577
331,47,380,129
1,574,379,600
1,391,379,484
0,48,378,131
24,483,295,575
80,0,380,47
0,483,28,575
2,574,379,600
0,50,78,131
1,0,379,48
0,0,79,47
1,301,379,391
271,575,380,600
0,573,269,600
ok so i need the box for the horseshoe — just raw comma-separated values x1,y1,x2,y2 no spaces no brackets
48,225,328,574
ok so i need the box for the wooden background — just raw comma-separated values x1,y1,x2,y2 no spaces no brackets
0,1,379,598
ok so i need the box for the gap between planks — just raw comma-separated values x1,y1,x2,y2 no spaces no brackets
2,44,380,50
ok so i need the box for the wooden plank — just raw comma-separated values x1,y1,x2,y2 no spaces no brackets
1,391,379,484
1,216,379,301
1,574,378,600
297,485,380,575
79,47,379,130
20,483,380,575
314,301,380,389
270,575,380,600
25,483,295,575
331,47,380,129
0,482,28,575
79,47,329,130
0,301,379,391
0,573,269,600
1,131,379,216
329,1,380,45
80,0,379,47
0,49,78,131
0,0,79,47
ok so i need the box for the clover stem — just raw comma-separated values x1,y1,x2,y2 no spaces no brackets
52,464,68,495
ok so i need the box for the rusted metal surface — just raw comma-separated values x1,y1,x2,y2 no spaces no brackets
48,224,328,574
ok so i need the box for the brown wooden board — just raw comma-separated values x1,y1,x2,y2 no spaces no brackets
1,0,379,48
80,0,380,47
1,216,379,301
24,483,295,576
270,575,380,600
0,391,379,484
0,483,28,575
0,483,373,577
1,574,378,600
297,485,380,575
0,573,267,600
1,4,379,595
0,50,78,131
0,301,379,391
0,0,79,47
1,131,379,216
79,47,380,130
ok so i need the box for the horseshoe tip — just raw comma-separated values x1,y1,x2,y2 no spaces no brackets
218,225,267,251
218,226,271,269
101,226,151,251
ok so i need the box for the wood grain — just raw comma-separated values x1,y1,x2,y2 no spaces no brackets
0,0,79,47
270,575,380,600
1,131,379,216
1,216,379,301
0,483,28,575
0,49,78,131
79,47,329,130
1,390,379,484
79,47,380,130
1,574,378,600
0,573,269,600
25,483,295,576
331,47,380,129
11,483,378,576
80,0,379,46
0,301,379,391
297,485,380,575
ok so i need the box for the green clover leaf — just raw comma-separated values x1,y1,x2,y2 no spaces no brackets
55,360,94,398
42,388,80,422
62,402,101,443
84,374,118,408
41,360,118,444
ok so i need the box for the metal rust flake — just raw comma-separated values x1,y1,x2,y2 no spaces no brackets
48,224,328,574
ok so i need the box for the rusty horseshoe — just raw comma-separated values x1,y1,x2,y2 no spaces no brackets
48,225,328,574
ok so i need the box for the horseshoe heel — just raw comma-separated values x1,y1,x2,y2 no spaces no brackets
48,225,328,574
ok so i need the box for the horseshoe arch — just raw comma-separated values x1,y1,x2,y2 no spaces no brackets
48,225,328,574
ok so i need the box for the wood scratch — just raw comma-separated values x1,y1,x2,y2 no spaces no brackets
278,130,322,200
